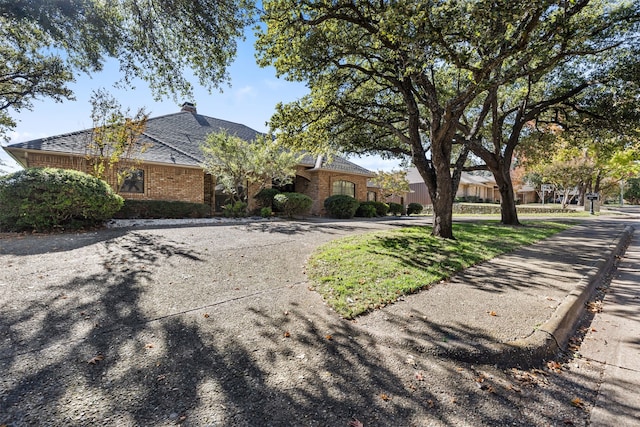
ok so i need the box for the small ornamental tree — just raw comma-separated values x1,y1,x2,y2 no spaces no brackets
370,170,410,202
0,168,123,232
201,131,301,204
86,89,150,191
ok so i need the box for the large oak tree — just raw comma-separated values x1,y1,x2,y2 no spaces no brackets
256,0,639,238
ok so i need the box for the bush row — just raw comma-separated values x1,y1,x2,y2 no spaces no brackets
323,195,423,219
0,168,425,231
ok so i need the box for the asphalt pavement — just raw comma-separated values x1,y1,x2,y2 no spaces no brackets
0,212,638,425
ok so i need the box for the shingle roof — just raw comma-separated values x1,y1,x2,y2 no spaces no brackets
6,111,373,175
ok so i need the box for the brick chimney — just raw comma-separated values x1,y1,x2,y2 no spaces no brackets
180,102,197,113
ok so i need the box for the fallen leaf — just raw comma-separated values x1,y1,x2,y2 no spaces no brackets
145,343,154,349
283,331,291,338
325,334,333,341
348,419,364,427
426,399,435,408
506,384,522,393
380,393,391,401
487,310,497,316
547,361,562,372
203,313,210,318
586,302,603,313
88,354,104,365
571,397,584,408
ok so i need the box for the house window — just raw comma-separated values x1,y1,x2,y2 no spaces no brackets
120,169,144,193
332,180,355,197
367,191,377,202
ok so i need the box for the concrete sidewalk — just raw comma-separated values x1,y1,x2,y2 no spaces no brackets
580,227,640,426
357,220,634,368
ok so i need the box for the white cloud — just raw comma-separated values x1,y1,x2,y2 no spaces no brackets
347,154,405,172
234,85,257,101
263,79,285,90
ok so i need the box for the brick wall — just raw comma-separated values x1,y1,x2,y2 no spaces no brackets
305,170,370,215
25,153,205,204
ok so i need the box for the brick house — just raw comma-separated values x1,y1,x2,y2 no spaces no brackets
3,103,377,216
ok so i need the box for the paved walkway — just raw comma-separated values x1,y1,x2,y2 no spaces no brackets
581,225,640,426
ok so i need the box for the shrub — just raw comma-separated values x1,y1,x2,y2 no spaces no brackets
254,188,281,209
0,167,124,232
388,202,404,216
112,199,211,219
355,201,378,218
223,201,248,218
407,202,423,215
372,201,389,216
273,192,313,217
260,206,273,218
324,195,360,219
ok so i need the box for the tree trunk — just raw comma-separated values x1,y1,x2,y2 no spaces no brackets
413,155,455,239
492,165,521,226
432,186,455,239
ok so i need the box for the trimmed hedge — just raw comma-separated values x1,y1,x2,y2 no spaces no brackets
112,199,211,219
0,167,124,232
355,201,378,218
324,195,360,219
388,202,404,216
407,202,423,215
372,201,390,216
273,192,313,217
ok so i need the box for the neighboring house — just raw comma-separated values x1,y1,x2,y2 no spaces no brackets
3,103,376,216
391,167,500,206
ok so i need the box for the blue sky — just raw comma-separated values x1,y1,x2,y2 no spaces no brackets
1,35,402,174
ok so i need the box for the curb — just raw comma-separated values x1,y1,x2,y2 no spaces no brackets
439,224,635,368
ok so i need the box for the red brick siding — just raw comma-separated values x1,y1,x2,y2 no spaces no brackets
25,153,204,204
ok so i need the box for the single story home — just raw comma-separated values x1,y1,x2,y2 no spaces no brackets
393,167,500,206
3,103,377,216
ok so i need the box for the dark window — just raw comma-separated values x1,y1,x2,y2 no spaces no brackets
120,169,144,193
332,180,355,197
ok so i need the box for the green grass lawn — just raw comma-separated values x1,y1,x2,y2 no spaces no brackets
307,221,573,319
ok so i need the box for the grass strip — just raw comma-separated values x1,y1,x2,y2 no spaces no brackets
307,221,573,319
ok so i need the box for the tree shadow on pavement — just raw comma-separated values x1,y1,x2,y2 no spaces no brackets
0,228,129,256
0,223,621,426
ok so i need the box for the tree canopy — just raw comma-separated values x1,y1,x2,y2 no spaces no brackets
256,0,640,238
0,0,253,139
200,131,300,204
